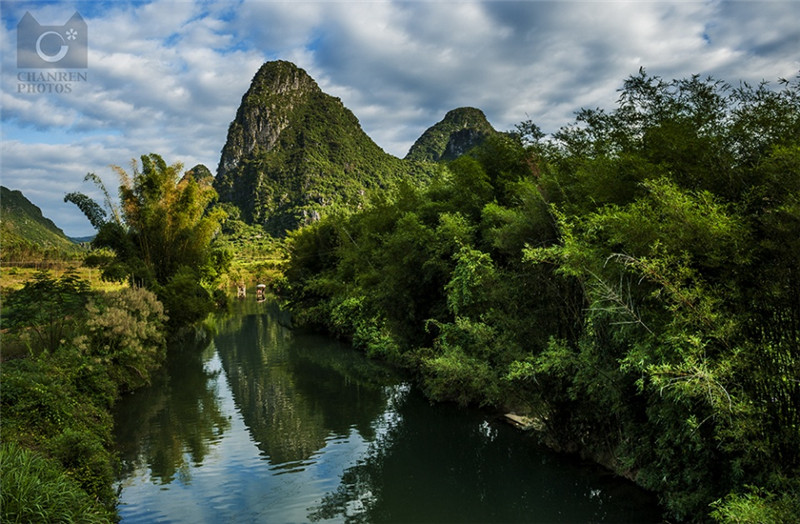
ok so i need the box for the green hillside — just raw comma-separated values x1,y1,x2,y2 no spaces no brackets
1,186,78,262
405,107,498,162
215,61,435,235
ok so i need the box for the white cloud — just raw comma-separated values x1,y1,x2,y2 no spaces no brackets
1,0,798,236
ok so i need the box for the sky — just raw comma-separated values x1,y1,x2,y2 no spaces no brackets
1,0,798,237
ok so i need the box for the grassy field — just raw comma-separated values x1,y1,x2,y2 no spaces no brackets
0,265,127,295
215,221,288,289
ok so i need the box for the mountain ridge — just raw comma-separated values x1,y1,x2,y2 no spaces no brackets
214,61,501,234
1,185,78,260
214,61,414,234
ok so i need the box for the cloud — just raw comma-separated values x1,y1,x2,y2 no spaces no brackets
1,0,798,236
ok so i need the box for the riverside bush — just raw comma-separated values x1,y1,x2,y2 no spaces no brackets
0,351,117,511
74,286,167,393
283,71,800,520
1,273,169,522
0,442,112,523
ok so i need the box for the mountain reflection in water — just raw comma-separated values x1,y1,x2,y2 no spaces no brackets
114,299,660,523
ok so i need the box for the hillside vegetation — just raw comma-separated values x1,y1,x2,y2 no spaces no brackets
1,186,80,264
282,70,800,521
214,61,430,234
405,107,499,162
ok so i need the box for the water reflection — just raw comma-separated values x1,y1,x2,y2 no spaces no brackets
213,301,399,466
114,299,660,523
308,386,661,523
114,336,231,485
114,298,404,522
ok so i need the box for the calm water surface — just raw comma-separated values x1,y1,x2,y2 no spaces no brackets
114,299,661,523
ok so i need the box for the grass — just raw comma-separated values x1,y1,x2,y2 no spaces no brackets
0,265,126,295
0,442,113,523
1,265,127,360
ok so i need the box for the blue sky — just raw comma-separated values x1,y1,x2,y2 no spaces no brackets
1,0,799,237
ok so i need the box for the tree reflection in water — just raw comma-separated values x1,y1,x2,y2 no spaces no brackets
115,297,400,488
114,333,231,484
114,298,659,522
308,384,662,523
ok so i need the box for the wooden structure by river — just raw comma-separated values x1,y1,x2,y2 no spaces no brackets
236,283,267,302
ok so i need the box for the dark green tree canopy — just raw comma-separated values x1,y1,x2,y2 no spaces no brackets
281,70,800,521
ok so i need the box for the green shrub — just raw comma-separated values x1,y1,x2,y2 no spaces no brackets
74,286,167,392
157,265,215,328
329,296,400,360
1,269,91,354
710,485,800,523
0,442,112,523
421,347,499,406
0,354,117,505
50,428,115,502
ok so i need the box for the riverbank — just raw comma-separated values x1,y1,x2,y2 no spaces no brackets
277,70,800,520
1,272,167,522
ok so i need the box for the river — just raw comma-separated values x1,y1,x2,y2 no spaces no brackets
113,298,661,523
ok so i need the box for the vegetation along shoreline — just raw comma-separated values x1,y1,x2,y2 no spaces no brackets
2,62,799,522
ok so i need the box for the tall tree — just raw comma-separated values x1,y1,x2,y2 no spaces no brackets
66,153,228,325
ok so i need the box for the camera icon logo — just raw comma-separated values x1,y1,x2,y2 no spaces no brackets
17,11,87,69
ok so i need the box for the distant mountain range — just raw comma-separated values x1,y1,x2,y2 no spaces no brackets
1,185,79,260
3,60,502,251
214,60,499,234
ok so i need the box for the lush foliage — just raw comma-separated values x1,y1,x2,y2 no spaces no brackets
0,185,81,264
65,153,230,326
212,212,288,288
0,442,110,523
282,71,800,520
405,107,498,162
2,269,91,354
1,271,167,522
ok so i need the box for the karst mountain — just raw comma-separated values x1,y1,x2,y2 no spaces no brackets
214,61,498,234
